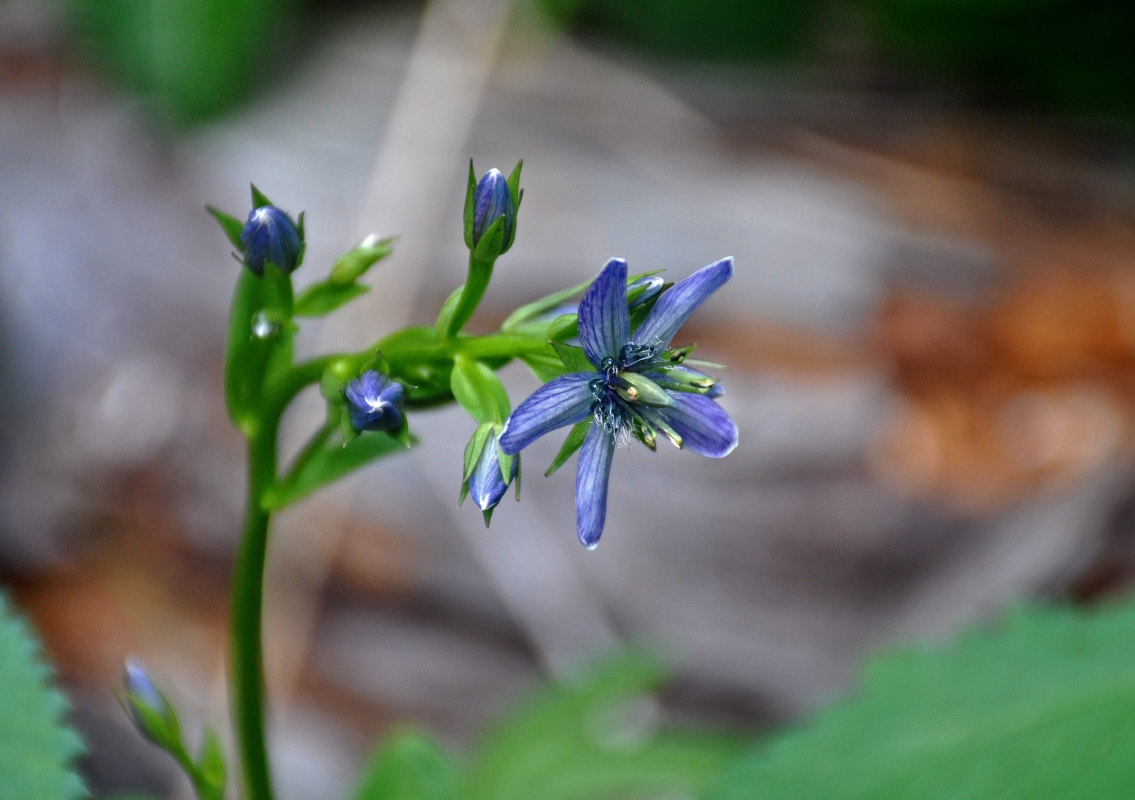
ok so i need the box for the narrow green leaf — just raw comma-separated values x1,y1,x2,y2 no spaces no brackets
294,281,370,318
266,426,412,510
545,420,591,477
197,729,227,800
329,236,395,284
351,729,463,800
501,277,593,333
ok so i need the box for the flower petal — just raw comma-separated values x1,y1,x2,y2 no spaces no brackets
499,372,596,455
632,257,733,348
575,423,615,549
578,258,630,367
661,392,738,457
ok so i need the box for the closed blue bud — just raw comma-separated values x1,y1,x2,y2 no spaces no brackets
123,658,179,746
124,659,168,716
240,205,302,275
344,370,405,432
467,428,517,516
470,168,516,252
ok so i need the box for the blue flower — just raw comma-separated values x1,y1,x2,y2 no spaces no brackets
344,370,405,432
499,257,738,548
240,205,302,275
468,168,516,254
466,428,517,520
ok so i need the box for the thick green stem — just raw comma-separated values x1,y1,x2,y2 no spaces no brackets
443,255,495,338
230,419,278,800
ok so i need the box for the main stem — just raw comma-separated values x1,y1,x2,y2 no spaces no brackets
230,419,278,800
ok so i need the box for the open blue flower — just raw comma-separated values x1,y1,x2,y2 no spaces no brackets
499,256,738,548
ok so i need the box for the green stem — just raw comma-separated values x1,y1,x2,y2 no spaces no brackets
443,255,494,338
230,418,278,800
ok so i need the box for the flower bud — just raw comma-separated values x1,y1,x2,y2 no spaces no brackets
344,370,405,432
466,428,517,519
468,168,516,254
627,276,664,308
240,205,302,275
123,658,179,747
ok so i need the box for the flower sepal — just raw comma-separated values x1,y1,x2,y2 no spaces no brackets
550,341,594,373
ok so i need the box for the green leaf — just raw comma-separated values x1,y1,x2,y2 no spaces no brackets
293,281,370,317
350,729,463,800
519,352,569,384
711,598,1135,800
0,594,85,800
546,313,579,342
329,236,394,284
196,728,227,800
500,277,593,333
204,205,244,251
451,358,510,425
467,650,740,800
545,420,590,477
550,342,594,373
265,424,412,510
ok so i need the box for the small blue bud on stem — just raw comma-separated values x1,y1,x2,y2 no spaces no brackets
123,658,180,748
344,370,406,432
466,428,517,524
469,168,516,253
240,206,303,275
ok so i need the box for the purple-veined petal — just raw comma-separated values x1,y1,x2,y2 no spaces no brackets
499,372,596,455
575,422,615,549
661,392,738,457
578,258,630,367
632,257,733,348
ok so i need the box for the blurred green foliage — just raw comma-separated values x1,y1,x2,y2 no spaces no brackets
535,0,1135,123
67,0,300,124
710,597,1135,799
535,0,816,62
867,0,1135,122
352,650,746,800
0,594,85,800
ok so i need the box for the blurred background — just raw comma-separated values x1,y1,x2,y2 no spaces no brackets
3,0,1135,796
